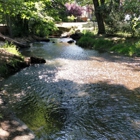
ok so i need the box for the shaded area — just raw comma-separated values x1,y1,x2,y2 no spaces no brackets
0,39,140,139
0,33,30,48
0,48,27,80
0,107,35,140
1,63,140,139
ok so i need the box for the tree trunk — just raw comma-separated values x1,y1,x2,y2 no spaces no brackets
5,15,14,37
92,0,105,34
0,33,30,48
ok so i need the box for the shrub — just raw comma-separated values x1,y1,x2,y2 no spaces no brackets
1,43,23,57
134,40,140,56
77,36,95,48
77,31,95,48
0,43,24,76
93,39,113,50
135,41,140,48
77,31,113,51
110,43,136,56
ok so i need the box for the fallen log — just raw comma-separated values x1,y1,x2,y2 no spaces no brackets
0,33,30,48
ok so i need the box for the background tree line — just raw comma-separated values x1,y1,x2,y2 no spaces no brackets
0,0,140,37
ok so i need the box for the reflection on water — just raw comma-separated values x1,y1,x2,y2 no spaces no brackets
1,38,140,139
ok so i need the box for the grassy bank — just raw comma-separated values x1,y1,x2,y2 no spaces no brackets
0,43,27,78
76,31,140,57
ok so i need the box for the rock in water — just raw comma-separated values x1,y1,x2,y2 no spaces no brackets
30,56,46,64
67,40,74,44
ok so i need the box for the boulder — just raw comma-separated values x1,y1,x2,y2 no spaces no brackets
67,40,75,44
70,32,82,41
30,56,46,64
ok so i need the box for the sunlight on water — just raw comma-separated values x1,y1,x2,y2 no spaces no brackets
1,38,140,139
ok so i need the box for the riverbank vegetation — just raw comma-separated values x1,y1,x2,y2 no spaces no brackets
0,43,25,77
0,0,139,37
0,0,140,139
77,31,140,56
0,0,139,78
0,0,139,76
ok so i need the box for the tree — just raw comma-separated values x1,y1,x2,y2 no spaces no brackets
92,0,105,34
0,0,69,37
122,0,140,36
65,3,83,17
75,0,93,6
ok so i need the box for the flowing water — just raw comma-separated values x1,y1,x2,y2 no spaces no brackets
1,38,140,140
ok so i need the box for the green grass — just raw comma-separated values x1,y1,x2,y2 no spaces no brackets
77,31,140,56
76,31,96,49
1,42,23,58
93,38,113,50
110,40,140,56
110,43,135,56
0,43,24,76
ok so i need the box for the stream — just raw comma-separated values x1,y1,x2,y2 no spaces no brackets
1,38,140,139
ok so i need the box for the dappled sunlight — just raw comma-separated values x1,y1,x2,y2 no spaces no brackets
1,40,140,139
55,57,140,90
0,128,9,138
132,119,140,129
0,114,35,140
77,90,90,97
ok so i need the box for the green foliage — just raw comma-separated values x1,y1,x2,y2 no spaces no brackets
1,43,23,57
77,31,140,56
93,38,113,50
77,31,113,50
121,0,140,36
67,15,77,22
123,0,140,17
103,1,123,34
130,17,140,37
0,114,3,119
110,43,135,56
77,31,95,48
110,40,140,56
135,40,140,56
77,36,95,48
74,0,92,6
97,0,140,36
0,64,8,75
135,41,140,49
0,43,24,76
0,0,68,37
29,17,57,37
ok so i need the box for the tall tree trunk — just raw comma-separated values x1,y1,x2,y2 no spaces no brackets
6,15,13,37
92,0,105,34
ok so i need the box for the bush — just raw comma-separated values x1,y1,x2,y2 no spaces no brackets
0,43,24,76
77,31,113,51
1,43,23,57
135,40,140,56
93,39,113,50
77,31,95,48
110,43,136,56
121,22,131,33
77,36,95,48
29,18,57,37
77,31,140,56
